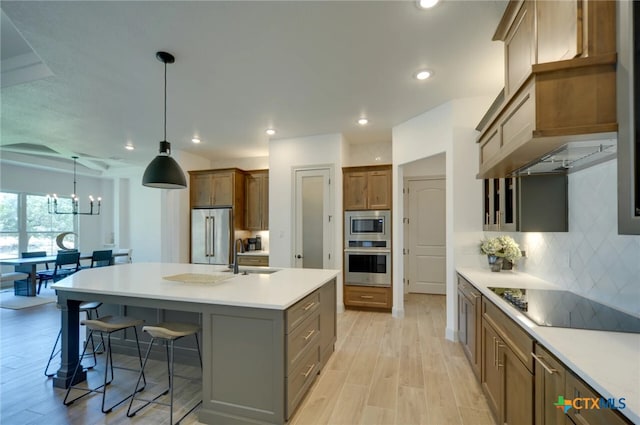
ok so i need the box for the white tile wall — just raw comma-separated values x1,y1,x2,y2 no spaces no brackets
485,160,640,316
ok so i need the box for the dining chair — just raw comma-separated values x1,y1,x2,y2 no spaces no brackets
36,251,81,294
81,249,113,269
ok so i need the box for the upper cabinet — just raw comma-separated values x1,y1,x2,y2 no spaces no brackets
343,165,391,210
618,0,640,235
245,170,269,231
483,175,567,232
478,0,617,179
189,169,245,228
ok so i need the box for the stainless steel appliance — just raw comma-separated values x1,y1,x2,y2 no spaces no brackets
191,208,232,265
344,210,390,241
488,287,640,333
344,210,391,286
344,248,390,286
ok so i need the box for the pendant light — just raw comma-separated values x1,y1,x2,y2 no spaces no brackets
47,156,101,215
142,51,187,189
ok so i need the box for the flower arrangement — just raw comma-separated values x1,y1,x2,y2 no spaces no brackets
480,235,522,263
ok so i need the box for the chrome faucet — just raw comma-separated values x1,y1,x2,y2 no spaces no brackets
233,239,244,274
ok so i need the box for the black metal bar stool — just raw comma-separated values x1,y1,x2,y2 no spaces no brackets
63,315,146,413
126,322,202,424
45,301,105,377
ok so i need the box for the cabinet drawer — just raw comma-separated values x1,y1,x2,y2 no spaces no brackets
287,291,320,333
344,285,391,309
457,275,481,300
287,311,320,372
501,80,535,152
565,373,632,425
237,255,268,266
483,298,534,372
479,125,501,165
286,342,320,418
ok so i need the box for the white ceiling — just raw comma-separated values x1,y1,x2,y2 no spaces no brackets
0,1,506,173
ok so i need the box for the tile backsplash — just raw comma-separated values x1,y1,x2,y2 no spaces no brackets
486,160,640,316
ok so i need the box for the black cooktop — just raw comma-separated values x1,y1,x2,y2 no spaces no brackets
488,287,640,333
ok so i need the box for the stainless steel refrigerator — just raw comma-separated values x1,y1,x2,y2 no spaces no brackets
191,208,232,265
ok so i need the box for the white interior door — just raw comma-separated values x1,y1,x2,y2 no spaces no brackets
406,178,446,294
293,168,333,269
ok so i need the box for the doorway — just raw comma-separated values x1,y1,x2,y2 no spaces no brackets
293,167,334,269
405,177,446,294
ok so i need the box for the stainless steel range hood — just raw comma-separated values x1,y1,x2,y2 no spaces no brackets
512,139,617,176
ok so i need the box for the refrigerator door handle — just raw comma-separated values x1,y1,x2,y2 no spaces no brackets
210,216,215,257
204,216,210,257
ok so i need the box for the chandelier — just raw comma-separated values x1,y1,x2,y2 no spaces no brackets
48,156,101,215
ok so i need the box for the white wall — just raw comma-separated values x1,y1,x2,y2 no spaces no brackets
344,141,392,166
392,96,490,339
269,133,344,306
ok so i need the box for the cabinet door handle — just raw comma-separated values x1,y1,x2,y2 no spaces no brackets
531,352,557,375
485,212,490,226
303,329,315,341
492,337,498,367
303,301,315,311
496,342,504,368
302,364,315,378
496,210,501,228
360,295,374,299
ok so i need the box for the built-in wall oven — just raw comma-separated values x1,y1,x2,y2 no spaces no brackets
344,210,391,286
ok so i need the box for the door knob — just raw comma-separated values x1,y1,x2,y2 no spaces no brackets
296,254,303,259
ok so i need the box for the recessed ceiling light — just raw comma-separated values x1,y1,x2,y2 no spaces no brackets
191,137,201,144
125,144,134,151
266,128,276,136
417,0,440,9
357,118,369,125
415,70,433,80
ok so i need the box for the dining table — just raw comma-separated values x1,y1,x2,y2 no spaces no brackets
0,251,129,297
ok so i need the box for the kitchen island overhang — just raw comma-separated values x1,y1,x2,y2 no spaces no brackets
52,263,339,425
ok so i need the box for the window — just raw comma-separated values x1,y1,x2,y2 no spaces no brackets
0,192,19,259
0,192,77,258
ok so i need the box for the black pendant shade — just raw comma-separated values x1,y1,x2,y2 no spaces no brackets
142,51,187,189
142,141,187,189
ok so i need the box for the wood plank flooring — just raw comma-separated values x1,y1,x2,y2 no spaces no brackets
0,291,494,425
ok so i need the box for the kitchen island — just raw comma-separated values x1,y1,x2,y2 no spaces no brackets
52,263,339,425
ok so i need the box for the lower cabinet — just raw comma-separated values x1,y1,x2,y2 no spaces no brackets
458,274,634,425
481,295,534,425
237,254,268,267
458,275,482,379
343,285,391,309
533,343,567,425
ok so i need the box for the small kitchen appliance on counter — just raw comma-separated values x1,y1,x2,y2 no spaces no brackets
488,287,640,333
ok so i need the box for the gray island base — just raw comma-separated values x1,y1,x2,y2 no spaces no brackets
52,263,338,425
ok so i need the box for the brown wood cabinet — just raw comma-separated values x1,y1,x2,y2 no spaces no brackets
237,254,268,267
245,170,269,230
481,297,534,425
189,169,245,229
565,373,632,425
343,285,391,310
343,165,391,210
533,343,567,425
478,0,617,179
457,274,481,379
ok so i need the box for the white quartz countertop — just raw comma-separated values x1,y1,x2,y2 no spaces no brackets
237,251,269,256
52,262,338,310
457,267,640,424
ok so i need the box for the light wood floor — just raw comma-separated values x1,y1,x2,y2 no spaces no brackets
0,291,495,425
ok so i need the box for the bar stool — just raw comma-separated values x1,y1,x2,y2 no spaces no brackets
45,301,105,377
126,322,202,424
64,315,146,413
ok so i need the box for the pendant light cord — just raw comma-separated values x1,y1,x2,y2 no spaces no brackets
164,61,167,141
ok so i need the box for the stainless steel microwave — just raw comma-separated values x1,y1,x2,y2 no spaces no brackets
344,210,390,242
